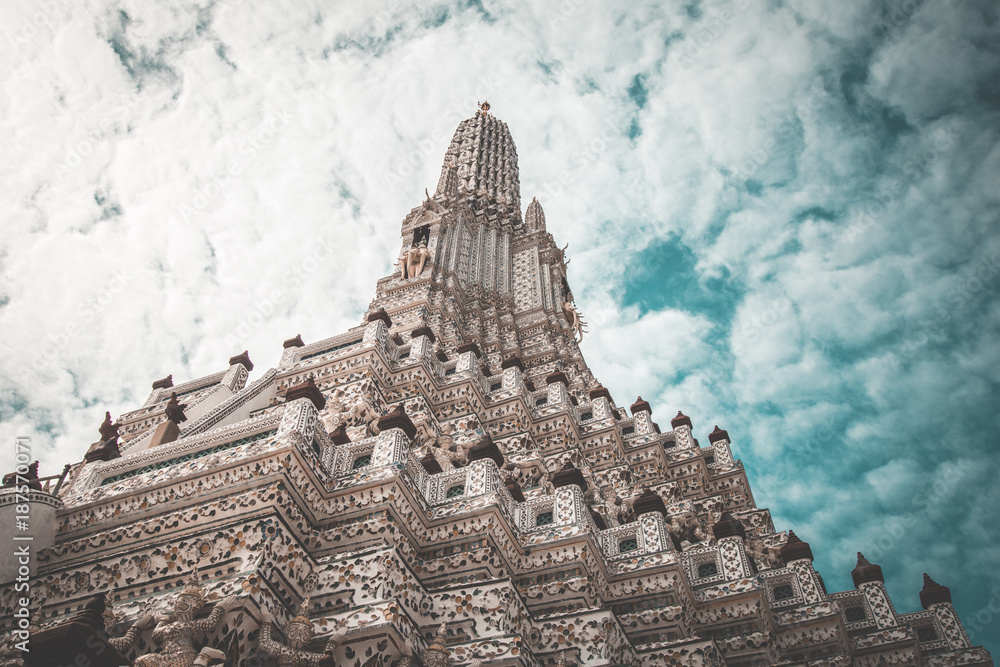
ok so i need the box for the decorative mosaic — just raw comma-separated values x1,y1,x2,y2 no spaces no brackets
2,108,990,667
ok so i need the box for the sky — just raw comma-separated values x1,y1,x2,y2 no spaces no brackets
2,0,999,656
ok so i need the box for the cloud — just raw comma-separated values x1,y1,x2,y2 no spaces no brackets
2,0,999,656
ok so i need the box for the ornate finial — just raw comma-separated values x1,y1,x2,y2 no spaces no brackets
851,551,884,587
421,622,451,667
152,374,173,390
86,413,122,462
920,572,952,608
293,596,311,622
99,411,120,442
285,595,315,641
102,591,117,629
165,392,188,425
181,567,205,602
427,621,449,651
435,101,519,209
525,197,546,232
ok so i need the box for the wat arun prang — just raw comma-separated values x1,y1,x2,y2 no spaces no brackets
1,104,992,666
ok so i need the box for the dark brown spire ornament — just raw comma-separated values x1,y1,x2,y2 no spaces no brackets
165,392,188,424
920,573,953,608
85,412,122,462
852,552,885,587
99,411,120,442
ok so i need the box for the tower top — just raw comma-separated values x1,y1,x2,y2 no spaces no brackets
525,196,545,232
435,106,520,214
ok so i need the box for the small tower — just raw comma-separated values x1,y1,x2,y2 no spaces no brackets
921,574,974,650
852,553,897,629
525,196,546,233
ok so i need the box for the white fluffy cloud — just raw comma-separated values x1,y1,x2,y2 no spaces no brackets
2,0,999,653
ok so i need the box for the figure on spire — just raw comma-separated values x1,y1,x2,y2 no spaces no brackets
258,598,344,667
111,570,238,667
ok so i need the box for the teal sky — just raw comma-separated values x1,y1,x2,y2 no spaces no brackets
1,0,998,656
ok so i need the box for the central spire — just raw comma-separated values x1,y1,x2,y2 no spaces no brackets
435,105,520,214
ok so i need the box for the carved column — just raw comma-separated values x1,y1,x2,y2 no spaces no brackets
921,574,973,650
410,334,433,359
554,485,584,525
852,553,898,629
670,411,696,449
455,350,477,374
589,386,613,420
363,317,390,346
630,397,654,435
712,513,752,580
707,426,734,466
779,532,824,604
637,512,670,553
279,334,305,367
546,372,570,406
500,356,526,392
279,378,326,454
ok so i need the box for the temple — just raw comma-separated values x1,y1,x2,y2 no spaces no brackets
1,105,993,666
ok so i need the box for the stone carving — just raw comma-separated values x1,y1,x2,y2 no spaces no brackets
669,509,708,547
106,592,152,656
562,301,587,343
100,411,121,440
111,571,237,667
395,623,456,667
415,420,469,471
747,535,781,570
259,598,343,667
654,484,680,507
399,239,432,279
0,625,35,667
435,104,520,211
84,410,123,462
320,386,380,436
165,393,188,424
2,461,39,489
